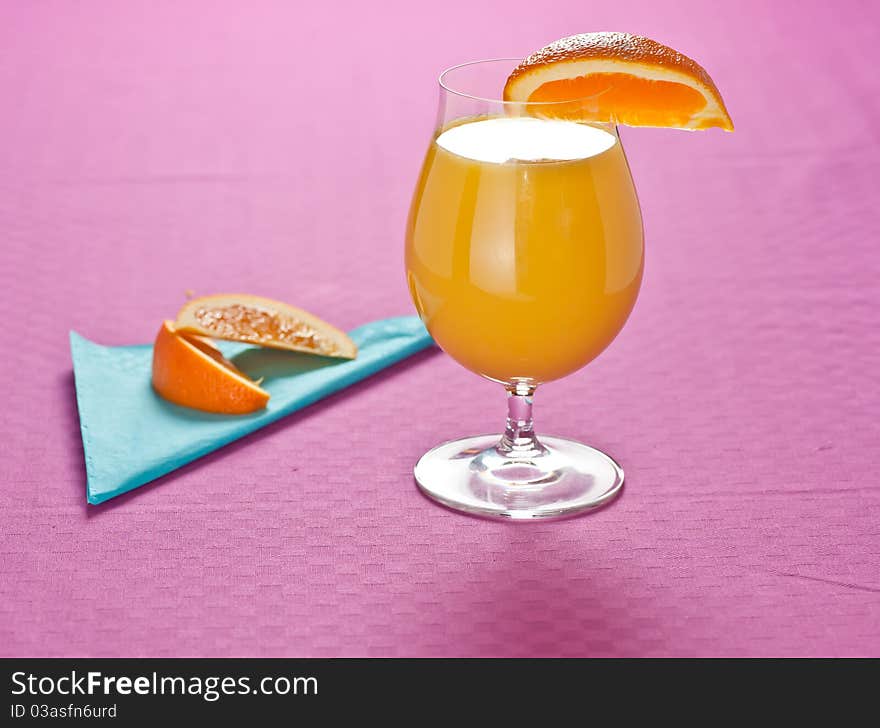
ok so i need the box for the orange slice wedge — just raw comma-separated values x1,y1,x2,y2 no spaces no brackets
152,321,270,414
503,32,733,130
174,294,357,360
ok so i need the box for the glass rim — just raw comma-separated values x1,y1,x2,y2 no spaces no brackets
438,57,610,106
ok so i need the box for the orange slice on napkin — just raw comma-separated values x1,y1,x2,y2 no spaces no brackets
151,321,269,414
503,32,733,130
175,294,357,360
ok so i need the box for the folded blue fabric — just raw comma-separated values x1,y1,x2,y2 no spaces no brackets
71,316,433,504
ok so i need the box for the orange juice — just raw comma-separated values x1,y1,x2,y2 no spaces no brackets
405,116,644,384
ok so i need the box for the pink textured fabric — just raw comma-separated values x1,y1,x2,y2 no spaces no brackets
1,1,878,657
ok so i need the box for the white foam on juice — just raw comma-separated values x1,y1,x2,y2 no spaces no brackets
436,116,616,163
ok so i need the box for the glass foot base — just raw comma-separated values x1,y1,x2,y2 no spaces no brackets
414,435,624,521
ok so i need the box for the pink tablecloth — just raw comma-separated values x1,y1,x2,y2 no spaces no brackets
1,1,877,657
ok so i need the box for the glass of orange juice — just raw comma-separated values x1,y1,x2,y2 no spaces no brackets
405,59,644,520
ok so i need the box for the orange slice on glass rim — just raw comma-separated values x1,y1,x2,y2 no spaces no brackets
151,321,270,414
175,294,357,360
503,32,733,131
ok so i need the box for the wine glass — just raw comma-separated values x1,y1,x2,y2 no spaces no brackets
405,59,644,519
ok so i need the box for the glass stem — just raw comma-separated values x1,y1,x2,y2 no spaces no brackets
497,382,547,460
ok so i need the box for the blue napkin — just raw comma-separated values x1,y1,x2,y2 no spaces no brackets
70,316,433,504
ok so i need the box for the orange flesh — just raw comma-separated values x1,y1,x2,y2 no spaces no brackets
189,304,330,353
528,73,707,126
